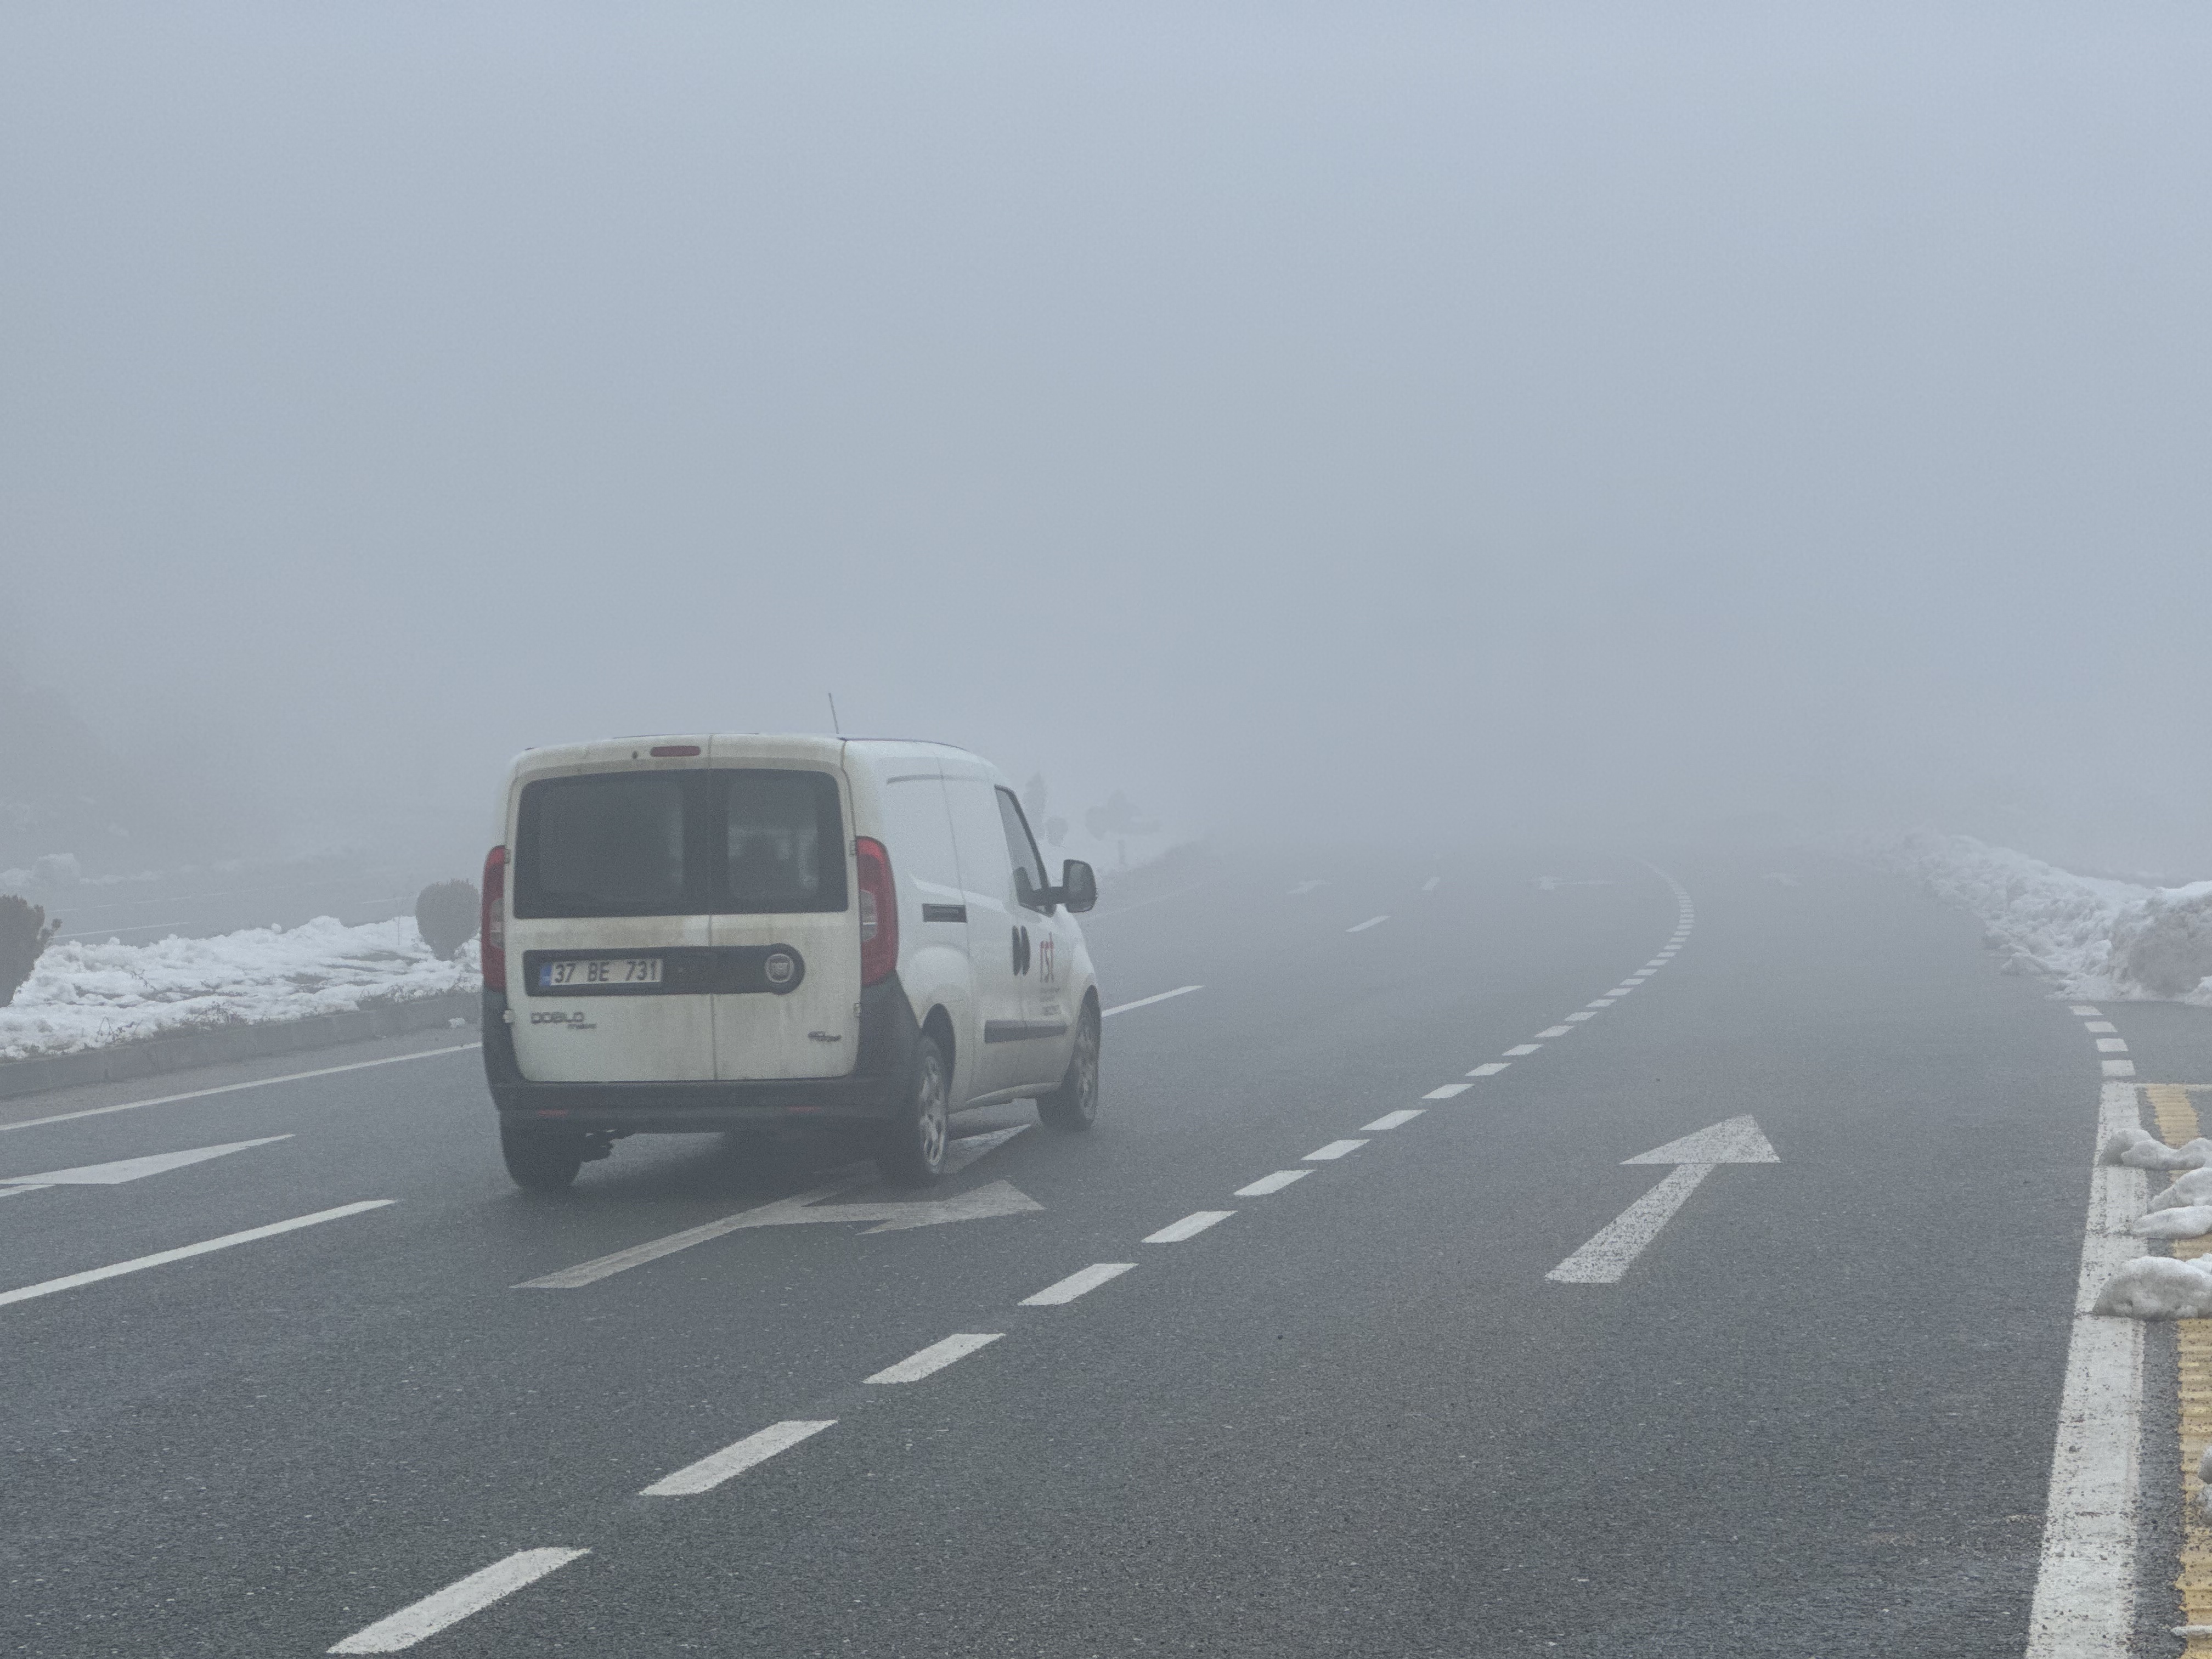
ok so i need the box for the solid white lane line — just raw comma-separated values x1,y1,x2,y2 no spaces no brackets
1503,1044,1541,1057
2084,1021,2117,1033
2,1043,481,1135
1362,1109,1424,1131
1535,1025,1574,1039
2023,1080,2147,1658
1102,985,1203,1018
1304,1139,1368,1161
1021,1262,1137,1306
0,1200,395,1310
1346,915,1389,933
863,1333,1003,1385
1422,876,1441,892
1423,1084,1471,1099
2104,1060,2137,1078
1144,1210,1234,1243
2070,1004,2103,1016
1234,1170,1311,1197
326,1548,588,1654
1466,1063,1510,1077
1564,1012,1595,1023
640,1420,836,1497
2096,1038,2129,1053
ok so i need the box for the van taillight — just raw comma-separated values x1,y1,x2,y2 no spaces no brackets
855,837,897,988
480,845,507,992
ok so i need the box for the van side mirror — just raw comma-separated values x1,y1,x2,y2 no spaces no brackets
1059,859,1097,913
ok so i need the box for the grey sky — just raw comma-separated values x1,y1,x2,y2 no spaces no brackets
5,4,2208,873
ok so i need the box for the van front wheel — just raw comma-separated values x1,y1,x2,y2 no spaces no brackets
876,1032,951,1187
501,1124,584,1192
1037,1003,1099,1132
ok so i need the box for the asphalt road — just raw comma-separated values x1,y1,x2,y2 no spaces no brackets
0,848,2147,1656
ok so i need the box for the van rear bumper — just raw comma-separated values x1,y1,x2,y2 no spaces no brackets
479,976,920,1133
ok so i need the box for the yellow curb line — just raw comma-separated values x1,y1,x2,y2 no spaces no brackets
2146,1084,2212,1651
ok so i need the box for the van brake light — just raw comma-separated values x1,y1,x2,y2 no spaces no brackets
855,837,897,988
480,845,507,992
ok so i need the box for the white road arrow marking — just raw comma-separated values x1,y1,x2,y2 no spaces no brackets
1547,1115,1779,1285
518,1131,1042,1290
0,1135,292,1188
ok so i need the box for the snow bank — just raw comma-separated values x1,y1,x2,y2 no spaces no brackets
0,917,476,1063
2092,1256,2212,1320
1878,832,2212,1004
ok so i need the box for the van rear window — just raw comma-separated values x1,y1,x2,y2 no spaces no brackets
512,769,847,918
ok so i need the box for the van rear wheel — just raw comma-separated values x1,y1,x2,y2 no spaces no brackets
501,1124,584,1192
1037,1002,1099,1132
876,1032,951,1187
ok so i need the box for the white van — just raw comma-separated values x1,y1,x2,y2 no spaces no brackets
476,735,1101,1190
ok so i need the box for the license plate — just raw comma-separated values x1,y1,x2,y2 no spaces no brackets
535,956,663,990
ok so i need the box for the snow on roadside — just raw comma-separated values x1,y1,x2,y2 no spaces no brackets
1877,831,2212,1005
0,917,477,1063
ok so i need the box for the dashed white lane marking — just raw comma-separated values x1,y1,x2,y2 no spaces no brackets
327,1548,589,1654
1346,915,1390,933
1234,1170,1311,1197
1466,1063,1510,1077
1304,1139,1368,1161
2023,1080,2145,1658
1144,1210,1234,1243
1535,1025,1575,1039
1644,959,1668,968
1361,1109,1425,1131
2070,1004,2103,1016
1564,1012,1595,1023
1586,998,1616,1008
640,1420,836,1497
1020,1262,1136,1306
2084,1021,2117,1033
1,1043,480,1135
0,1200,395,1310
2096,1038,2130,1053
1503,1044,1541,1057
1289,880,1324,895
1102,985,1202,1017
1423,1084,1471,1099
2104,1059,2137,1079
1422,876,1441,892
863,1333,1002,1385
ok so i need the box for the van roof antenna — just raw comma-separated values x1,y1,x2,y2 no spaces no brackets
827,692,842,735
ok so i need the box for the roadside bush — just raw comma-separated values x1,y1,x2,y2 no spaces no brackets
414,879,480,961
0,895,60,1007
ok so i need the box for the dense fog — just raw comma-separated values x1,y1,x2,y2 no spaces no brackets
5,4,2209,888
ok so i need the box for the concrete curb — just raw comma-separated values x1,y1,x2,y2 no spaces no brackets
0,992,479,1102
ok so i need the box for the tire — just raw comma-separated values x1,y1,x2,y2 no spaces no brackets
876,1030,952,1187
1037,1001,1099,1132
501,1124,585,1192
